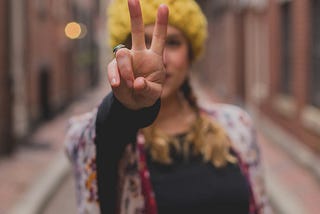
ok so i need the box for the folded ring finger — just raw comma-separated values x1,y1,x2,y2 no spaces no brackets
116,48,134,88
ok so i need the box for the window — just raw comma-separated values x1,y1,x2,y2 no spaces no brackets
310,0,320,107
280,1,292,95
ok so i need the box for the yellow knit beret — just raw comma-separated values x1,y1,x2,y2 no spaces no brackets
107,0,208,61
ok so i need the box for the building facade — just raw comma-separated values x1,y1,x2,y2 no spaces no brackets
259,0,320,154
0,0,101,156
197,0,320,155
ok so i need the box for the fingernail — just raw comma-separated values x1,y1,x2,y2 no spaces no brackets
111,78,117,85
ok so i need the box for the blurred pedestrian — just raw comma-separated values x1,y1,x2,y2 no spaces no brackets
65,0,272,213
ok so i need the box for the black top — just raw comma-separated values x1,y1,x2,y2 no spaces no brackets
147,134,250,214
95,93,250,214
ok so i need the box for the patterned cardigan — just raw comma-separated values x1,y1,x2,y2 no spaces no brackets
64,103,272,214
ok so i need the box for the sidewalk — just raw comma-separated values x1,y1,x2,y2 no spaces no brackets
0,82,109,214
1,78,320,214
257,119,320,214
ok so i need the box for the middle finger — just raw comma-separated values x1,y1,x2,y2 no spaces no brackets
151,4,169,55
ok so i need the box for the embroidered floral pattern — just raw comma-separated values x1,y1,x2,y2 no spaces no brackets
85,156,98,203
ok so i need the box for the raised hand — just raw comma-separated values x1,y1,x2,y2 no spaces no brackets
107,0,169,110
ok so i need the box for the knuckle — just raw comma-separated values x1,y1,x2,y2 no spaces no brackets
120,63,132,74
116,48,130,58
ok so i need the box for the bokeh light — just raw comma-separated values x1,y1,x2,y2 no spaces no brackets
64,22,87,39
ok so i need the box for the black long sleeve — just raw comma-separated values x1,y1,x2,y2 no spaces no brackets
95,92,160,214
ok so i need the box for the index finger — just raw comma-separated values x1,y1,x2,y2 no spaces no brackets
128,0,146,50
150,4,169,55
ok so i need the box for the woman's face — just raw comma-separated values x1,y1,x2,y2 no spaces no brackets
144,25,190,99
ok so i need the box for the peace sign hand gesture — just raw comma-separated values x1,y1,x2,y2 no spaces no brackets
107,0,169,110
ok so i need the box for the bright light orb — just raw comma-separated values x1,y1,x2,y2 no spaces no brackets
65,22,82,39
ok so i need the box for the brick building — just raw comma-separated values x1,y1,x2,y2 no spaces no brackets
0,0,100,156
196,0,320,156
195,0,250,105
259,0,320,154
25,0,100,125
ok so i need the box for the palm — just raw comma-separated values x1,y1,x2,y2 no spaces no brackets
132,50,163,82
107,0,168,110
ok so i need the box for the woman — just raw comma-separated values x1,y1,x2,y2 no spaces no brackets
65,0,272,213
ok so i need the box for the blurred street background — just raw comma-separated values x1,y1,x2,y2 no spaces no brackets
0,0,320,213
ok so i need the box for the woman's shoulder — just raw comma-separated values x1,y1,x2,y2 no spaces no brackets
200,103,254,128
201,103,260,164
68,108,98,126
64,108,98,162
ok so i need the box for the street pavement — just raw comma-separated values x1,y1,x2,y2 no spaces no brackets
1,81,108,214
42,171,76,214
1,77,320,214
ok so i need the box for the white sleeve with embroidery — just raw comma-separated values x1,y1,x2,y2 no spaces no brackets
64,109,100,214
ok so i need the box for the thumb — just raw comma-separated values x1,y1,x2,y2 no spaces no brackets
133,77,147,91
133,77,162,103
